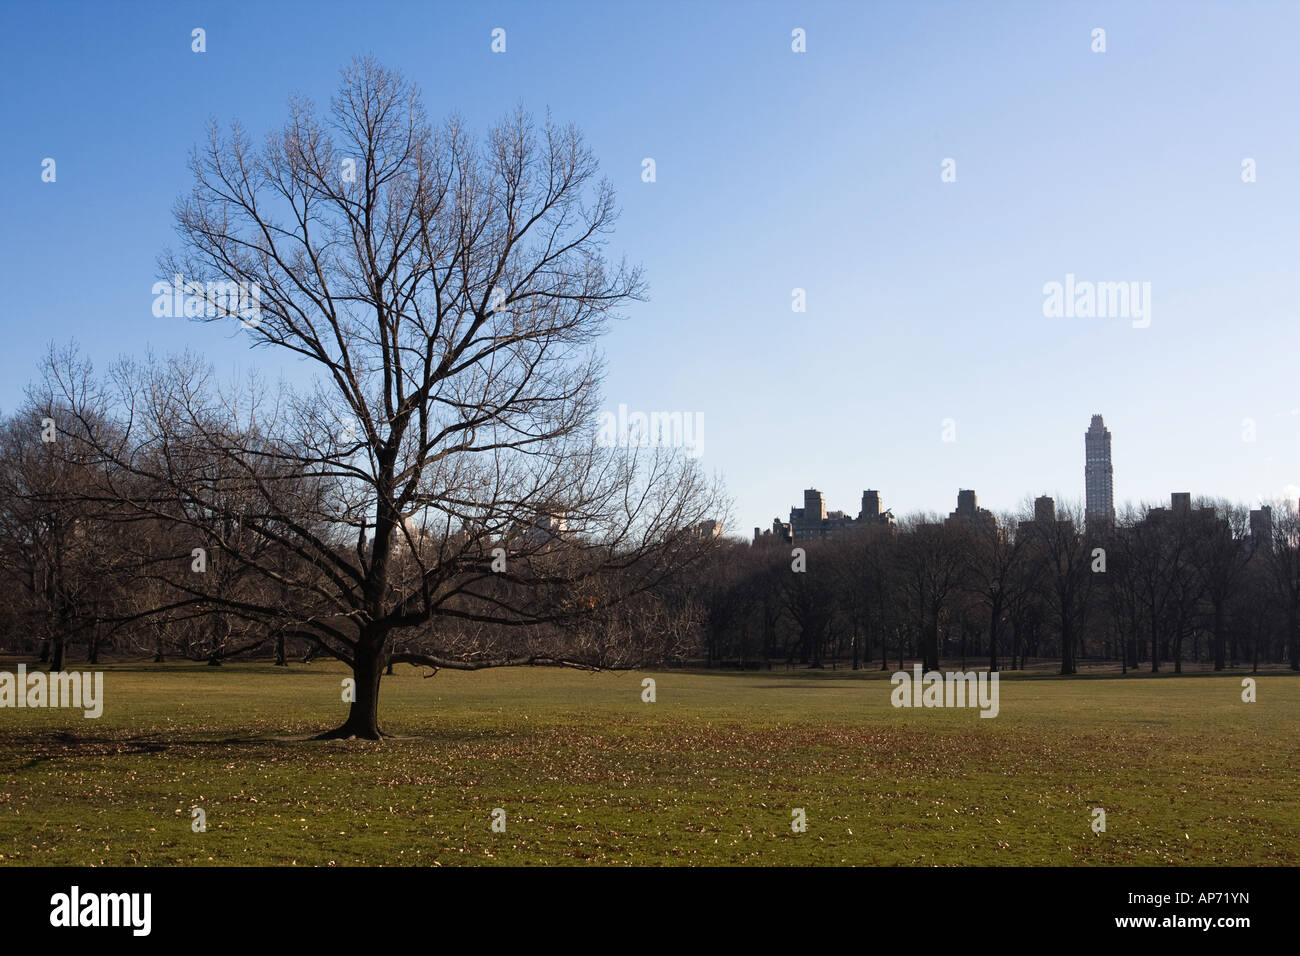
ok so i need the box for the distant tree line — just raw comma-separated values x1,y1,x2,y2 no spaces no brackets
692,500,1300,674
4,389,1298,683
4,390,1296,684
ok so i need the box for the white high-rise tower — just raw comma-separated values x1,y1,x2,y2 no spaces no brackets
1084,414,1115,530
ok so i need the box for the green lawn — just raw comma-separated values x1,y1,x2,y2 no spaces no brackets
0,661,1295,866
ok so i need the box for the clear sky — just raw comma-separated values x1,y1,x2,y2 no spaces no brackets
3,0,1298,534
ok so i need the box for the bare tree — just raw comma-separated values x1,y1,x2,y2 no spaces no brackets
0,395,123,671
895,516,966,671
1024,500,1090,676
780,540,834,667
1190,499,1252,672
961,510,1031,672
1262,501,1300,671
1101,506,1144,671
47,58,721,738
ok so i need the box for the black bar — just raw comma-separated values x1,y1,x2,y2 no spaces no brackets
0,865,1282,943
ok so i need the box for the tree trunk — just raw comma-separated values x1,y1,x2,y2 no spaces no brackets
988,607,999,673
923,614,939,672
1290,606,1299,672
1150,617,1160,673
319,635,386,739
1059,613,1075,676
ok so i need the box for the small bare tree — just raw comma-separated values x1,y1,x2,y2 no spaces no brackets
1024,499,1090,676
963,511,1031,673
894,515,967,671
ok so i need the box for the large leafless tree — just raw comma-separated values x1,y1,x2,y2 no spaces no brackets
45,58,721,738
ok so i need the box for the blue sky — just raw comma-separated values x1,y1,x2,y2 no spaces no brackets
3,0,1298,534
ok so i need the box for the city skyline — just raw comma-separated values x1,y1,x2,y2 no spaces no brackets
754,412,1293,540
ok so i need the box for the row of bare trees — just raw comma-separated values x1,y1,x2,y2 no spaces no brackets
694,500,1300,675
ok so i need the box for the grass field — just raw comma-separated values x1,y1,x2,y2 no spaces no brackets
0,661,1296,866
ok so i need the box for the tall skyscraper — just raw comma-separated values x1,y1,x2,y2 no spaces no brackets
1084,414,1115,530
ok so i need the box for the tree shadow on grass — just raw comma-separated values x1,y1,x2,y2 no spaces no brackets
4,726,512,773
3,730,293,772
